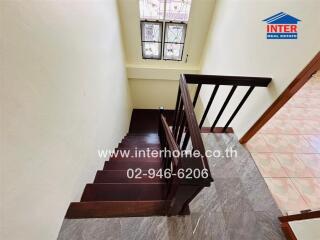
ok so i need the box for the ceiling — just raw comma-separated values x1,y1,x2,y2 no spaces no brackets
117,0,216,80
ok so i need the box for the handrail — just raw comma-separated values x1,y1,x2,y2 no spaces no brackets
178,75,211,172
184,74,271,86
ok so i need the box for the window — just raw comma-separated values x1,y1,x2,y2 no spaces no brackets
163,22,186,60
141,21,163,59
139,0,192,61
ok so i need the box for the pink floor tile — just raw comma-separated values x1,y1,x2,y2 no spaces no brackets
291,120,320,134
297,154,320,177
273,107,291,120
273,106,320,121
305,109,320,120
292,178,320,209
247,72,320,214
304,80,320,90
287,97,320,109
251,153,287,177
245,134,271,153
259,119,299,134
274,153,314,177
264,178,309,212
304,135,320,153
262,135,317,153
295,88,320,98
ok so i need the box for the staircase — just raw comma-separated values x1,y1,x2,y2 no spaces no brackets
65,73,271,219
66,133,172,218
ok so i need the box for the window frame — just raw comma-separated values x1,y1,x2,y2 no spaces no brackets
163,22,187,61
139,0,191,61
140,20,163,60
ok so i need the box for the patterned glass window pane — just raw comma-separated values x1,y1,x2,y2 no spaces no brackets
165,23,186,43
142,42,162,59
165,0,192,22
139,0,165,20
163,43,183,60
141,22,162,42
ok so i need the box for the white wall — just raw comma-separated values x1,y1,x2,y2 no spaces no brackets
130,79,179,109
129,78,203,111
200,0,320,138
1,1,132,239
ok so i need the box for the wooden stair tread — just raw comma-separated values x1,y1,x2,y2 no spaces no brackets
81,183,168,201
122,138,160,145
94,170,164,183
126,133,159,138
65,200,169,218
115,146,161,151
123,134,160,139
118,143,161,148
103,160,162,170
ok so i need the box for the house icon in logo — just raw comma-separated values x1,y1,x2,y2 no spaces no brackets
263,12,301,39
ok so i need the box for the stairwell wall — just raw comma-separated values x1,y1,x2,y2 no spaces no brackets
1,1,132,239
199,0,320,139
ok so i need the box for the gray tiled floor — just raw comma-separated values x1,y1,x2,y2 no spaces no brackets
58,133,285,240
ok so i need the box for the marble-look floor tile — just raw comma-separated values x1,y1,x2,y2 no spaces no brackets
189,181,222,213
191,211,230,240
167,216,193,240
255,211,286,240
120,216,169,240
215,177,253,213
223,210,260,240
58,218,121,240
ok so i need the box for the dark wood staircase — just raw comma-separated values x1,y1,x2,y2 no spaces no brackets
66,133,172,218
65,73,272,219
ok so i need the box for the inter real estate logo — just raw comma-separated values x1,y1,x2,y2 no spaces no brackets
263,12,301,40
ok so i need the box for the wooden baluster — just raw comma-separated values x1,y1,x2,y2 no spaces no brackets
199,85,219,128
158,107,164,147
176,111,185,145
192,83,202,106
173,88,181,133
223,86,255,132
211,85,237,131
174,97,183,138
181,130,190,150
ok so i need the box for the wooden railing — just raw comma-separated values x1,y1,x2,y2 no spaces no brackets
159,110,212,215
158,73,271,215
180,74,272,136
